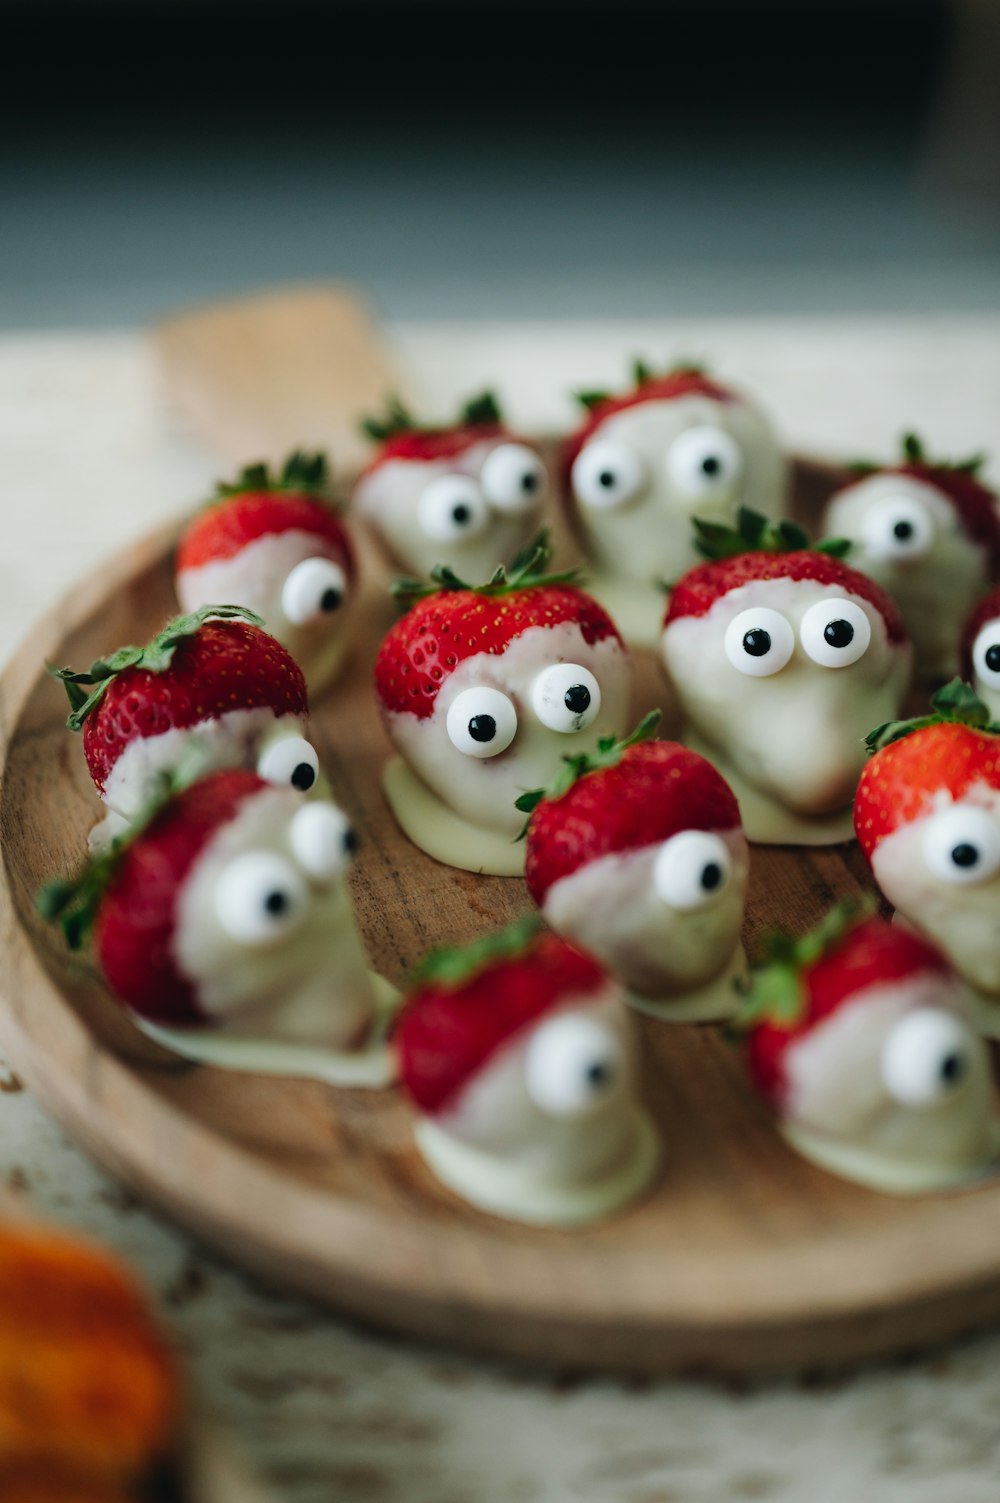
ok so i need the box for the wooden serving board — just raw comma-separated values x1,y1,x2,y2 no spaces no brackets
4,459,1000,1379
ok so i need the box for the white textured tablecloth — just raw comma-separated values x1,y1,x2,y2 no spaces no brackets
3,318,1000,1503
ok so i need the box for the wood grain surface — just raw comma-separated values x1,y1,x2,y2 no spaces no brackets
3,461,1000,1378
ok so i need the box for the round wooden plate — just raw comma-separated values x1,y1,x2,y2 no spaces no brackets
4,462,1000,1378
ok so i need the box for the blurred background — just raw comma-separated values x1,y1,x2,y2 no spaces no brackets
3,0,999,328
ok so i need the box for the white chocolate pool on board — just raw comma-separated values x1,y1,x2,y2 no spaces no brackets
382,757,525,875
780,1117,1000,1196
626,942,749,1023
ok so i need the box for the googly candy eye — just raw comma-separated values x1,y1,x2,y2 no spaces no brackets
417,475,491,542
215,852,309,947
881,1008,976,1108
281,557,348,625
666,425,743,498
799,598,872,669
479,443,548,514
257,736,320,793
972,619,1000,690
531,664,602,734
445,686,518,758
524,1012,626,1118
860,495,934,562
571,440,646,511
922,805,1000,886
652,831,733,911
290,801,357,882
723,607,795,677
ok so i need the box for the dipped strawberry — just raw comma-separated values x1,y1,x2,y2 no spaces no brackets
353,392,548,581
961,583,1000,718
660,510,911,845
395,919,659,1224
822,434,999,682
856,680,1000,1029
740,910,997,1194
175,451,357,694
560,360,789,644
50,607,323,843
375,535,632,875
40,769,397,1085
518,712,749,1020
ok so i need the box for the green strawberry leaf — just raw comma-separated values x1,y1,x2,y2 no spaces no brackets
849,432,988,482
865,677,1000,753
459,390,504,427
390,530,582,606
214,449,331,501
409,913,544,990
574,389,612,411
732,899,874,1033
693,506,850,563
359,395,416,443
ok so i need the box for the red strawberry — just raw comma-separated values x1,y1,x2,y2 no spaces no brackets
520,712,741,905
50,607,309,797
395,922,607,1116
743,913,952,1108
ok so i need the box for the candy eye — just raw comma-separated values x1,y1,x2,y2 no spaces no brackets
571,440,646,511
723,607,795,677
215,852,308,947
881,1008,976,1108
799,598,872,668
972,620,1000,690
281,557,348,625
652,831,733,911
922,806,1000,886
479,443,548,514
257,736,320,793
445,686,518,758
666,424,743,498
524,1012,625,1118
417,475,491,542
530,664,602,734
860,495,934,562
290,802,357,882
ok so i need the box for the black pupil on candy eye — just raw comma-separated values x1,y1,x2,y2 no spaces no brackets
469,714,496,743
521,472,538,492
951,843,979,868
743,628,771,657
564,685,591,714
586,1060,612,1090
291,762,316,791
598,470,616,488
893,520,914,541
824,619,854,649
701,455,721,476
940,1051,965,1084
986,645,1000,673
452,504,472,525
701,862,723,891
343,828,359,855
265,890,288,916
320,587,342,612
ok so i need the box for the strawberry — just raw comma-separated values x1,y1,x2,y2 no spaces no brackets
175,451,357,695
39,769,372,1047
49,607,315,820
353,391,549,581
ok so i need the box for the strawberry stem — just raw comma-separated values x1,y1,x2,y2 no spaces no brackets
391,530,582,606
865,677,1000,754
513,710,662,836
361,390,505,445
408,913,544,991
732,899,875,1033
214,449,331,501
849,432,986,479
693,506,851,563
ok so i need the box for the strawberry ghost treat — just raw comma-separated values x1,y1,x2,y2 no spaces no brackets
51,607,324,845
961,584,1000,719
856,681,1000,1033
741,911,998,1194
40,769,398,1085
661,510,911,845
354,392,549,581
519,712,749,1021
375,537,632,875
560,361,789,644
175,451,357,694
396,921,659,1224
822,435,1000,683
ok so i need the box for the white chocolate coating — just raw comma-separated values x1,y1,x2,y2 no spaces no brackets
872,790,1000,998
661,576,910,830
570,394,788,593
383,622,632,844
382,758,526,875
776,972,998,1194
682,729,858,846
414,989,660,1225
102,708,314,821
161,788,392,1078
354,439,546,579
578,571,671,650
176,529,352,695
823,475,990,681
541,832,748,1014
